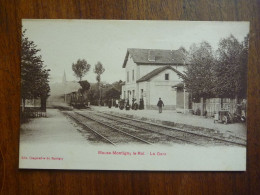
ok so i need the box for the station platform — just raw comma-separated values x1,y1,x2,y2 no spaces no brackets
20,109,87,145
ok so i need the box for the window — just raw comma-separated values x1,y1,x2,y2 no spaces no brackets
132,70,135,81
127,71,129,82
165,73,169,80
132,90,135,99
141,89,143,98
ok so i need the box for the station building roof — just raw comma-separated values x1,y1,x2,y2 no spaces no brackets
122,48,187,68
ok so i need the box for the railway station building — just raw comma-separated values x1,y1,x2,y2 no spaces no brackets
121,48,190,111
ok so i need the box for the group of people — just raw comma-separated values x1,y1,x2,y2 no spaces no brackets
117,98,145,110
114,97,165,113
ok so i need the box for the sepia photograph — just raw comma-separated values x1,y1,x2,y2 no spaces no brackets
19,20,249,170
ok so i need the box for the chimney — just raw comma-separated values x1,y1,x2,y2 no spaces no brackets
171,51,174,62
148,50,155,62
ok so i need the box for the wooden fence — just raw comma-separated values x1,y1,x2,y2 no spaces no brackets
192,98,238,117
21,107,47,118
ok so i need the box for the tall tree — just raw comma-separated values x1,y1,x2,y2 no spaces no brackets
72,59,91,81
183,41,215,100
94,62,105,105
21,29,50,111
213,35,248,100
87,83,101,105
37,69,51,111
240,34,249,98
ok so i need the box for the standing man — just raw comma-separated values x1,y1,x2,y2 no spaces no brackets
157,98,164,113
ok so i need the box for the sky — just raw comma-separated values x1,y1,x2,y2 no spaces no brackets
22,20,249,84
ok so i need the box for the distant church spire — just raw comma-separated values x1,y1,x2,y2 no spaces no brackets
62,70,67,84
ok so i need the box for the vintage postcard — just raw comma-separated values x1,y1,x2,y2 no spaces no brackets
19,20,249,170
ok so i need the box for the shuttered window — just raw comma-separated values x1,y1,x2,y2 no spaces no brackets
165,73,169,80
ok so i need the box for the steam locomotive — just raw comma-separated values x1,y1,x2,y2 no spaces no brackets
66,91,88,109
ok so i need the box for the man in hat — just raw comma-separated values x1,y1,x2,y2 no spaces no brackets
157,98,164,113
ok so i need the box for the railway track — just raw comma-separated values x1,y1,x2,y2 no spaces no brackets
63,108,245,146
63,112,116,145
75,111,201,146
63,111,153,145
89,111,246,147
